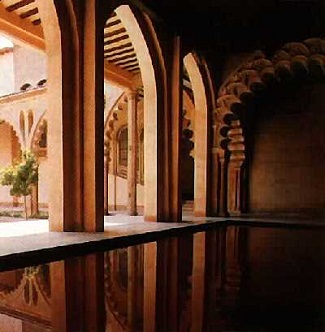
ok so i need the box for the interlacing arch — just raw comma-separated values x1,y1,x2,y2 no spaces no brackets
0,118,23,152
213,37,325,215
30,116,47,153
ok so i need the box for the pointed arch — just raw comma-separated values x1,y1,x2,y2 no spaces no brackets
183,52,215,216
112,5,166,220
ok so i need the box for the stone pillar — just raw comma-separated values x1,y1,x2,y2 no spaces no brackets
103,155,109,215
227,158,244,216
83,0,104,231
227,122,245,216
167,36,182,221
38,0,104,232
127,90,138,216
211,147,219,215
219,152,229,217
112,138,118,211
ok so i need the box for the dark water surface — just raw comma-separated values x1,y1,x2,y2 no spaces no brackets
0,225,324,331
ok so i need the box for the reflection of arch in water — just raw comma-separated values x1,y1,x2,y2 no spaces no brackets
0,265,51,327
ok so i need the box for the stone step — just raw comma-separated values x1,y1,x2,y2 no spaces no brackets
182,200,194,210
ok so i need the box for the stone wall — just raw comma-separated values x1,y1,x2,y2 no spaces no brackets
107,174,144,210
0,51,14,96
13,45,46,91
249,82,325,216
38,157,49,207
0,122,14,205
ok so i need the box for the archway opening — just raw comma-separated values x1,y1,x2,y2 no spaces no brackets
103,5,160,219
183,53,213,217
0,25,48,227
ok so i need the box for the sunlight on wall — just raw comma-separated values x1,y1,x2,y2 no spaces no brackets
0,220,49,238
0,35,13,49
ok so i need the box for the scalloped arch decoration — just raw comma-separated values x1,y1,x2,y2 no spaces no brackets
214,38,325,157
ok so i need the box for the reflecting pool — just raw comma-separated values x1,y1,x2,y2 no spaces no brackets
0,225,324,331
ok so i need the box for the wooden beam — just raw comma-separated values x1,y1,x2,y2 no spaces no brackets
0,5,134,88
104,61,133,89
0,3,45,50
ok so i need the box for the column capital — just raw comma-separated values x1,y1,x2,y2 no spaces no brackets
125,89,138,100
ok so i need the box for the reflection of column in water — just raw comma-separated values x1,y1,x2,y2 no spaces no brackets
50,254,105,332
221,226,247,310
105,246,144,332
143,236,193,332
191,230,221,331
127,245,143,331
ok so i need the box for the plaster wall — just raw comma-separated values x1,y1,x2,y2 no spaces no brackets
107,174,144,209
38,157,49,205
0,313,22,332
13,45,46,91
0,123,13,204
249,83,325,215
0,52,14,96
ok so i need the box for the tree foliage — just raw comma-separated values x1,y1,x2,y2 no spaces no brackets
0,150,38,219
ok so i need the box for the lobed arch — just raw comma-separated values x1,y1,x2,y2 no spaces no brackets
213,37,325,216
0,266,51,325
215,38,325,155
30,115,47,153
16,109,46,150
0,117,23,151
104,92,126,131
